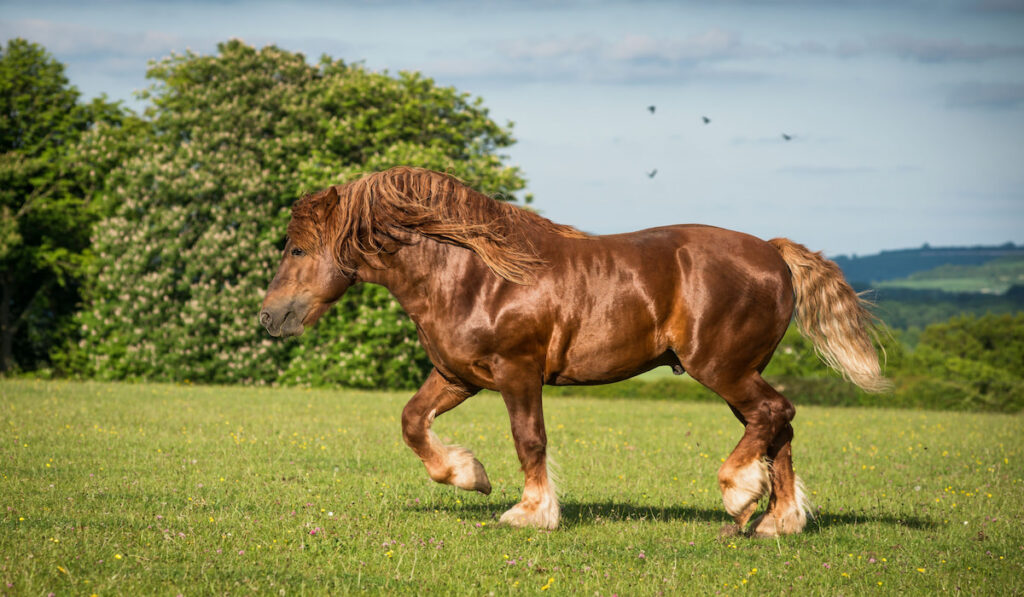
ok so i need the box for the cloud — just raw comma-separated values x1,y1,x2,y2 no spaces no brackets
498,35,602,61
802,33,1024,63
946,81,1024,109
469,28,767,84
870,34,1024,63
606,29,754,63
509,28,758,65
778,165,878,176
689,0,1024,12
968,0,1024,13
787,33,1024,63
0,18,197,59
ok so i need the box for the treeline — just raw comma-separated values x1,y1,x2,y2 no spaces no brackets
2,38,522,386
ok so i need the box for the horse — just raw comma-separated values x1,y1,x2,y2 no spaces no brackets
259,166,887,536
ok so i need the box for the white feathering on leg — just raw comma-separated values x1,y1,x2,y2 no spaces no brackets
500,457,560,530
721,458,771,519
750,474,812,537
545,455,560,500
791,474,812,525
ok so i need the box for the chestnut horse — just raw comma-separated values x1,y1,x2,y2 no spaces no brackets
259,167,887,536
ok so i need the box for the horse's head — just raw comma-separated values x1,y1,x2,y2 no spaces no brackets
259,239,352,337
259,188,353,337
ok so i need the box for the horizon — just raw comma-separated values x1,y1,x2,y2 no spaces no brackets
2,0,1023,256
834,239,1022,259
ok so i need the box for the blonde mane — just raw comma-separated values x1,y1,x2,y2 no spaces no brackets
287,167,587,284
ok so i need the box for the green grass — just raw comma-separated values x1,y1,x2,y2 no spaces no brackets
2,380,1022,595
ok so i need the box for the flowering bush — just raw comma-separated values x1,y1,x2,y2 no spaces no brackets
71,40,525,387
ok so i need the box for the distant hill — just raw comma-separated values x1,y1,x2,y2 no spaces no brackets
831,242,1024,285
864,286,1024,329
874,256,1024,294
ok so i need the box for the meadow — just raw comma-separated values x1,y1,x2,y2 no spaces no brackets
2,379,1021,595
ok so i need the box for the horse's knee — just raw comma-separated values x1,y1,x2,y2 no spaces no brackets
400,403,433,447
776,396,795,425
758,394,794,438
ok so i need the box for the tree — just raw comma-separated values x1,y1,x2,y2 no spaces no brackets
915,313,1024,376
0,38,135,373
73,40,526,386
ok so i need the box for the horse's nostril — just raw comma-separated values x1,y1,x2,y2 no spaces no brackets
259,310,272,328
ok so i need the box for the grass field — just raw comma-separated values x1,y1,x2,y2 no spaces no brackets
2,379,1022,595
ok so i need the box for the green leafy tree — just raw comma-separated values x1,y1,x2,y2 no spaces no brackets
74,40,525,386
0,38,136,373
881,313,1024,412
914,313,1024,376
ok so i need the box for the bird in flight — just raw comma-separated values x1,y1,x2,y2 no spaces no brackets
702,116,711,124
648,105,656,114
782,133,793,141
647,169,658,178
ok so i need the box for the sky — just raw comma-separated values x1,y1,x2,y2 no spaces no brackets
2,0,1023,256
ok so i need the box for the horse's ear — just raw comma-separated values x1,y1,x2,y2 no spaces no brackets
325,186,339,201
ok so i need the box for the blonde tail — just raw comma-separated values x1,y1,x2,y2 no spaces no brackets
769,238,890,393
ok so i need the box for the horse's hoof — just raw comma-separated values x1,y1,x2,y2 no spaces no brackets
748,507,807,537
746,514,778,538
718,523,744,538
499,503,559,530
446,446,492,495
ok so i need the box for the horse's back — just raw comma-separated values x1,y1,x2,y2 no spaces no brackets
582,224,793,301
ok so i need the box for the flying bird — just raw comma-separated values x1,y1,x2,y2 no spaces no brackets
702,116,711,124
647,169,658,178
648,105,656,114
782,133,793,141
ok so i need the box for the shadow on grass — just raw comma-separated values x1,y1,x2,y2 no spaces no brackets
407,499,728,528
804,510,938,532
407,500,938,532
559,502,732,528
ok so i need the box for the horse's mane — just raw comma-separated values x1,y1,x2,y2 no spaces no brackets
287,166,587,284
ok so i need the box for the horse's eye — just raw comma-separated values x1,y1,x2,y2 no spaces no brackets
290,248,305,257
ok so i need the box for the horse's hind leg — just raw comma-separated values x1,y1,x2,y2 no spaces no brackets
749,422,811,537
401,368,491,494
701,373,796,535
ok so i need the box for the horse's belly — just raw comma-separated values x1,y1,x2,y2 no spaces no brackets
544,323,677,386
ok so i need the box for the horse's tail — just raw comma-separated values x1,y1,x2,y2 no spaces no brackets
768,238,890,393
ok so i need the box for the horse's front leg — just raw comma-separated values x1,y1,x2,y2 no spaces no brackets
496,369,559,529
401,368,491,494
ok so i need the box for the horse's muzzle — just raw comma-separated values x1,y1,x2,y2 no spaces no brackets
259,305,305,338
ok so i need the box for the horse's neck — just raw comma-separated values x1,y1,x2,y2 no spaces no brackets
356,237,482,319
